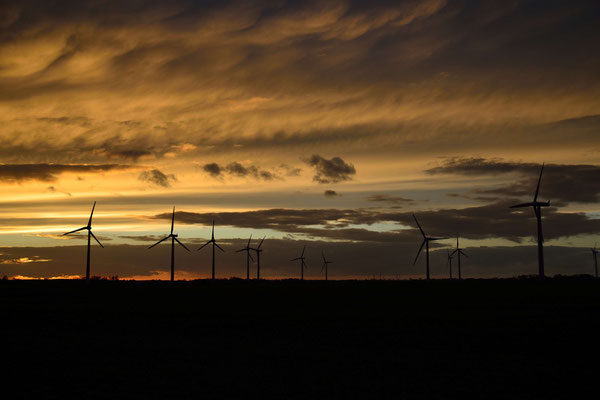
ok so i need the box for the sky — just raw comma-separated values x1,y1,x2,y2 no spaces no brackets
1,0,600,279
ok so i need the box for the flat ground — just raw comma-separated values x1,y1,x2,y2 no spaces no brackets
1,278,599,399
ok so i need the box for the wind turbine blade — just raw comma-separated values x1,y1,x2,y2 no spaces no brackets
197,241,211,251
510,202,535,208
301,244,306,257
90,231,104,248
460,250,469,258
456,233,459,248
257,236,266,249
303,260,307,269
174,237,191,252
413,240,426,265
533,163,544,202
322,251,326,262
88,201,96,227
215,242,225,252
211,220,215,240
247,234,252,247
412,214,426,238
450,249,458,256
235,248,246,253
291,257,301,261
148,236,170,249
430,237,448,241
321,263,325,272
62,226,87,236
171,207,175,234
248,252,254,262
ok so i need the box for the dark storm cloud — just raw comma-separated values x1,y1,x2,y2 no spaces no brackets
324,190,340,197
138,169,177,187
0,163,133,183
151,201,600,243
201,162,280,181
305,155,356,184
427,158,600,204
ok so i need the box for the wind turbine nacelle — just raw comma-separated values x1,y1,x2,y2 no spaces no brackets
172,233,178,237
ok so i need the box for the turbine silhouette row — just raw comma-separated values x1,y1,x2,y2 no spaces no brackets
61,163,597,282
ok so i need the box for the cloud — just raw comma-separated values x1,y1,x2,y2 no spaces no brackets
201,162,280,181
366,194,414,205
427,158,600,204
324,190,340,197
305,155,356,184
138,169,177,187
0,163,133,183
151,201,600,243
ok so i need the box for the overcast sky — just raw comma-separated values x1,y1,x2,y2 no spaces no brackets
1,0,599,279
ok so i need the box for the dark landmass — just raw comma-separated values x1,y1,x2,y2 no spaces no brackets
1,278,599,399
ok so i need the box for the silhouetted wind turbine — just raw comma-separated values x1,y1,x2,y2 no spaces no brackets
236,234,254,280
509,163,550,278
250,236,265,279
413,214,447,280
450,234,468,280
149,207,190,282
62,201,103,282
198,220,225,280
591,243,598,278
321,251,332,281
291,244,308,280
446,250,453,279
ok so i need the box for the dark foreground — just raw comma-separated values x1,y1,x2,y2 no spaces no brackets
1,278,599,399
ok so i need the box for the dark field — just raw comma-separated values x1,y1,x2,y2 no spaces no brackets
2,278,599,399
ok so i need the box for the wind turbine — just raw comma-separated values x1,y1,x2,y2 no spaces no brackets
446,250,453,279
62,201,103,282
198,220,225,280
591,244,598,278
413,214,447,280
148,207,190,282
250,236,265,279
509,163,550,278
236,234,254,280
450,234,468,280
291,244,308,280
321,251,332,281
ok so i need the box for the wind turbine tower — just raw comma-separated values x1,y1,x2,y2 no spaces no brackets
412,214,447,280
509,164,550,278
236,234,254,280
321,251,333,281
291,244,308,280
592,244,598,278
451,234,468,280
198,220,225,280
250,236,265,279
148,207,191,281
62,201,104,282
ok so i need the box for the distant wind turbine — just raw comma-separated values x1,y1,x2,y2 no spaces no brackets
509,163,550,278
148,207,190,282
446,250,453,279
198,220,225,280
450,234,468,280
291,244,308,280
250,236,265,279
413,214,447,280
591,243,598,278
236,234,254,280
321,251,332,281
62,201,103,282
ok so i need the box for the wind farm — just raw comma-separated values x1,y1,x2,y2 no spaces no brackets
1,1,599,398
